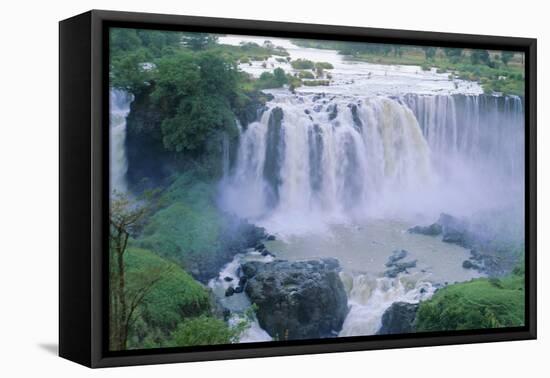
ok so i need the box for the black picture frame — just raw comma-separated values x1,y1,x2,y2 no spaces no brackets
59,9,537,368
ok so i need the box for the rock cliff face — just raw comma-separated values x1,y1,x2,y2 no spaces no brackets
241,258,349,340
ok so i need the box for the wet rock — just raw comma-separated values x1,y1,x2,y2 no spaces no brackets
408,223,442,236
242,258,348,340
263,107,285,207
327,103,338,121
225,287,235,297
234,286,244,294
254,243,266,252
266,234,276,241
438,213,470,246
348,103,363,130
377,302,419,335
470,249,483,261
223,276,234,282
238,276,247,287
462,260,476,269
223,309,231,321
261,249,275,257
385,249,408,267
313,104,323,112
384,260,417,278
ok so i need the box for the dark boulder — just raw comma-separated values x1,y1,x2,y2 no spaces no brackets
225,287,235,297
266,234,276,241
238,276,247,287
408,223,442,236
223,276,234,282
261,249,275,257
385,249,408,267
327,103,338,121
384,260,417,278
438,213,470,246
242,258,348,340
234,286,244,294
377,302,419,335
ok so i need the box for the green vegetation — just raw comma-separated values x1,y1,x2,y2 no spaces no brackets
315,61,334,70
137,173,223,268
124,248,213,349
416,269,525,331
290,58,315,70
254,68,290,89
302,79,330,86
293,38,524,95
110,29,298,157
298,70,315,79
168,316,244,347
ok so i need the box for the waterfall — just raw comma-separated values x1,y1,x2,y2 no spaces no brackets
221,93,433,229
220,92,525,232
109,89,133,194
402,94,525,179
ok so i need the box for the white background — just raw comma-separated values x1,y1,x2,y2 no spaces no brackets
0,0,546,376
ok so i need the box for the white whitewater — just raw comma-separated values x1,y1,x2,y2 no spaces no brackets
339,272,435,336
109,89,133,194
208,252,273,343
221,93,434,231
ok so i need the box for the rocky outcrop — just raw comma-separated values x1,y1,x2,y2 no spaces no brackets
189,217,268,283
235,91,273,126
408,223,442,236
241,258,349,340
409,213,520,277
384,250,417,278
377,302,419,335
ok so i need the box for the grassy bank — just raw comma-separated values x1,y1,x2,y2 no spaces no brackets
415,266,525,332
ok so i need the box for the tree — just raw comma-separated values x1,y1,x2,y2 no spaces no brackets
152,51,239,153
109,192,167,350
443,48,463,63
501,51,514,66
273,67,288,86
422,47,437,60
470,49,491,65
393,46,404,57
182,33,218,50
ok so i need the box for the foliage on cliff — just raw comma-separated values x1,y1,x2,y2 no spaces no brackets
109,28,289,157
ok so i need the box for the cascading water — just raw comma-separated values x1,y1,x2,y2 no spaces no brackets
109,89,133,194
402,93,524,180
221,93,433,231
339,272,435,336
